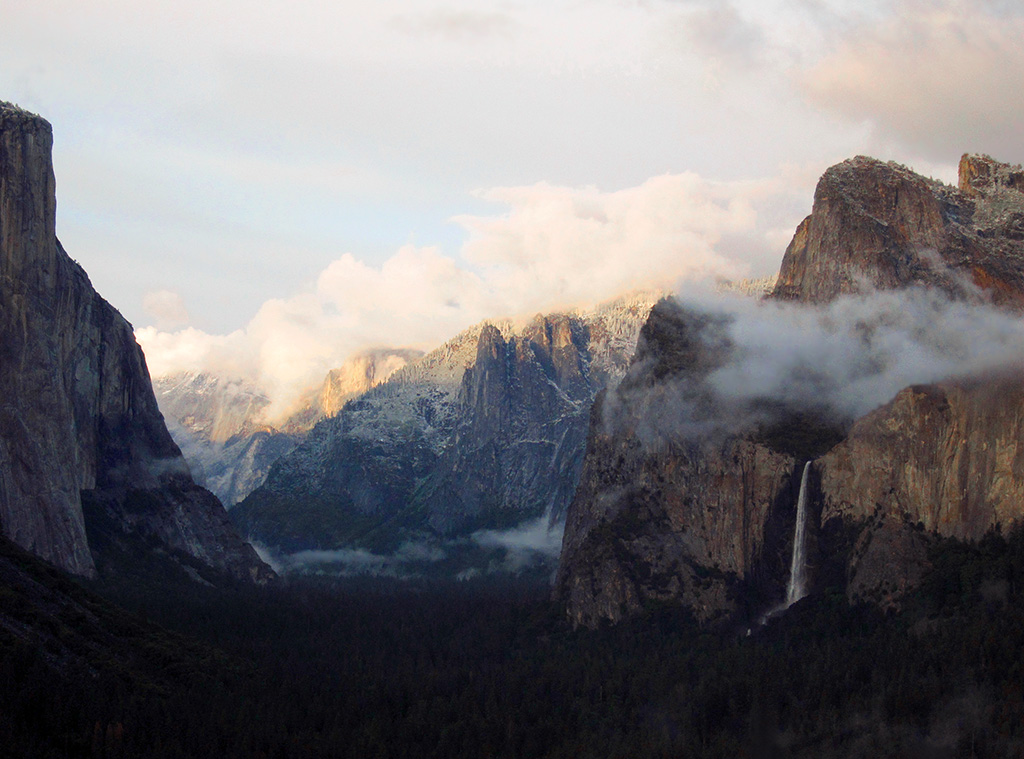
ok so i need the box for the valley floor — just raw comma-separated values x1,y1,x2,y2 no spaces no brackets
4,530,1024,758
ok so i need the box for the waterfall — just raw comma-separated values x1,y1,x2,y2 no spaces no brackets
784,461,812,607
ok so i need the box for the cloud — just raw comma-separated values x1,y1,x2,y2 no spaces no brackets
455,171,809,314
612,283,1024,444
142,289,189,330
136,326,252,380
253,540,448,577
251,517,564,578
138,168,813,419
801,1,1024,160
389,9,519,41
679,3,767,72
139,244,490,420
471,516,564,573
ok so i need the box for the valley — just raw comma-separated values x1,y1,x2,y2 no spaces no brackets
4,96,1024,758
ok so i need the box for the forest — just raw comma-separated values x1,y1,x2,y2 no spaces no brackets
2,524,1024,758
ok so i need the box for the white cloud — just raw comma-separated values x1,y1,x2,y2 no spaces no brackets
257,539,448,577
137,167,814,418
801,1,1024,161
142,289,189,330
136,327,253,381
472,516,564,572
612,283,1024,445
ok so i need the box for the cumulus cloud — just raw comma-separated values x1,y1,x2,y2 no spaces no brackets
138,169,812,420
455,171,809,314
615,284,1024,444
137,327,252,380
801,1,1024,160
142,289,190,330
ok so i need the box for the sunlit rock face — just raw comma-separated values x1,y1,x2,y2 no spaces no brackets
231,294,659,564
772,155,1024,309
817,375,1024,606
558,154,1024,626
0,102,272,583
820,377,1024,540
153,348,421,508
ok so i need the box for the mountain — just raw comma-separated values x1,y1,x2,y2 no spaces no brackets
556,153,1024,627
231,293,659,572
153,348,421,507
0,102,271,583
772,153,1024,306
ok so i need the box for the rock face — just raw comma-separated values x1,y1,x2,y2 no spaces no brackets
153,348,420,507
816,375,1024,606
819,376,1024,540
558,300,801,627
232,294,658,564
416,315,596,535
558,154,1024,626
155,372,294,510
0,102,271,582
772,155,1024,309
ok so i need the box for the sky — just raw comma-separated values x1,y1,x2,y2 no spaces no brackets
3,0,1023,416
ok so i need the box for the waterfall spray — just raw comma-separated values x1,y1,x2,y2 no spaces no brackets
785,461,811,607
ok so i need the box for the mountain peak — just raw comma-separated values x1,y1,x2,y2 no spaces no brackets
958,153,1024,199
771,153,1024,308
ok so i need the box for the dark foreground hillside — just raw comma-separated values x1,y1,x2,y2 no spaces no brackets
4,527,1024,758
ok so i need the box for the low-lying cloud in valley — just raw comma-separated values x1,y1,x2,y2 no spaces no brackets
253,517,564,580
471,517,565,573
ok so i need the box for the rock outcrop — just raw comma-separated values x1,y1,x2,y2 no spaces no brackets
815,375,1024,606
772,155,1024,309
415,315,595,535
819,376,1024,540
153,348,420,507
0,102,271,582
232,294,658,568
558,300,801,626
558,154,1024,626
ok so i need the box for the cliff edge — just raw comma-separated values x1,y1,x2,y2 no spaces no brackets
0,102,272,583
558,153,1024,626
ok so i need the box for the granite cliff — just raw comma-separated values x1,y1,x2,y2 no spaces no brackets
772,154,1024,307
0,102,271,582
558,299,803,626
231,294,658,573
154,348,421,507
558,154,1024,626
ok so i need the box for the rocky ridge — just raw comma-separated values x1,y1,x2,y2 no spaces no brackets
0,102,271,582
154,347,421,507
231,292,660,567
557,154,1024,626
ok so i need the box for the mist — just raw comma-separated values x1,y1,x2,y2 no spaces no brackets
136,169,812,423
251,515,565,580
252,540,448,578
615,284,1024,443
470,517,565,574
